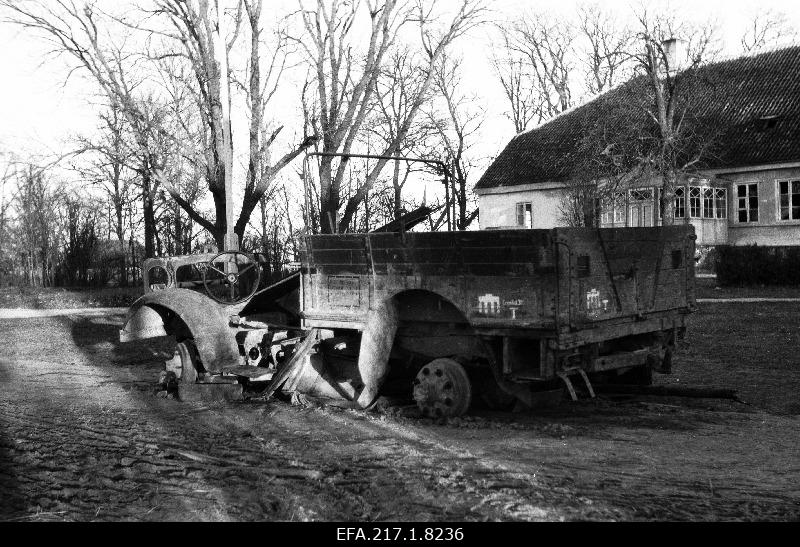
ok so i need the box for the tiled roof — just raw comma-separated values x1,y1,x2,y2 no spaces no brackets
476,45,800,190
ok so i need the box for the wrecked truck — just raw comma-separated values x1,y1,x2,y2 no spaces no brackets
119,225,696,416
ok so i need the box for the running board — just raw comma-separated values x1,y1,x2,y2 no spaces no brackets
556,367,595,401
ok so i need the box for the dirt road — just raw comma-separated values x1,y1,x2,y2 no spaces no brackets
0,305,798,521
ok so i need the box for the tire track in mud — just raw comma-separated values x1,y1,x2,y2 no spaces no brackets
282,399,800,521
2,314,799,521
0,349,557,521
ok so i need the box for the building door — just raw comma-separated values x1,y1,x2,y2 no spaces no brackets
628,202,653,227
628,189,654,227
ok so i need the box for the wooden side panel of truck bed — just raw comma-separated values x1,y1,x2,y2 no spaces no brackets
299,226,695,339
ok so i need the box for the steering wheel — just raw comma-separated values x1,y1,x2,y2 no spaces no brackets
201,251,261,304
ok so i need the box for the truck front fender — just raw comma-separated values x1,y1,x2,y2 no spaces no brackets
119,289,240,373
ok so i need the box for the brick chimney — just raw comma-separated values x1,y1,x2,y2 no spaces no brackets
662,38,687,75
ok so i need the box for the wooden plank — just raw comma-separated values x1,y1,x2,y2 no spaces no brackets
263,329,320,399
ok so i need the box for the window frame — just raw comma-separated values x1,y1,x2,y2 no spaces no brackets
736,182,759,223
658,186,687,220
777,179,800,221
714,188,727,219
688,186,702,218
515,201,533,228
599,191,626,227
675,186,686,219
702,187,715,219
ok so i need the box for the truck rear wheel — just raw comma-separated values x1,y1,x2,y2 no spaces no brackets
412,358,472,418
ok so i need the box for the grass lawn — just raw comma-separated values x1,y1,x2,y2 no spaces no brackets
694,276,800,299
677,300,800,415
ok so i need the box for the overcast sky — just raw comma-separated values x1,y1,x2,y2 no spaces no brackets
1,0,798,184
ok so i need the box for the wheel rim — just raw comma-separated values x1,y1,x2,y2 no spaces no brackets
412,358,472,418
174,340,201,383
202,251,261,304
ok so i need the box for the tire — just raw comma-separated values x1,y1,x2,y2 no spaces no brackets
165,339,202,383
412,358,472,417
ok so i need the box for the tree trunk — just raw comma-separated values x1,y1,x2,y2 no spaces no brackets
115,203,126,287
142,170,156,259
392,160,402,222
173,201,183,257
319,157,338,234
661,169,677,226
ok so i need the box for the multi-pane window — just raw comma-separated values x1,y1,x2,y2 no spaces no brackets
689,187,702,218
613,193,625,223
629,188,652,202
714,188,727,219
600,197,613,225
516,202,533,228
737,183,759,223
600,192,626,226
675,187,686,218
702,188,715,218
659,187,687,219
658,186,723,220
778,180,800,220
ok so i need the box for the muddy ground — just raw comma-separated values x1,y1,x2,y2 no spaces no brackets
0,302,798,521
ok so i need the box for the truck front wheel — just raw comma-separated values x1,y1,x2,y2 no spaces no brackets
163,339,202,385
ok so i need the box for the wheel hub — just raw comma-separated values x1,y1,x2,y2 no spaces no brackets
412,358,472,418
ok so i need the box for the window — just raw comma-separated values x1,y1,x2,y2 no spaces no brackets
778,180,800,220
675,187,686,218
600,192,625,226
714,188,727,219
613,193,625,223
689,187,702,218
702,188,715,218
600,197,613,225
737,183,759,222
629,188,653,202
658,187,686,219
516,202,533,228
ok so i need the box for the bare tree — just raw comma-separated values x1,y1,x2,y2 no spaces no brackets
0,158,14,277
631,9,720,225
2,0,316,252
492,4,633,134
73,105,137,285
296,0,486,233
490,26,540,133
368,47,436,221
10,165,64,286
576,3,632,96
741,9,797,54
555,8,723,227
426,53,483,230
509,14,576,122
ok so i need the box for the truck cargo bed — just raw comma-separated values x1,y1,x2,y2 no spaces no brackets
300,226,696,345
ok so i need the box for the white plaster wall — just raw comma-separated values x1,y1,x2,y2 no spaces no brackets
728,224,800,245
478,188,565,229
